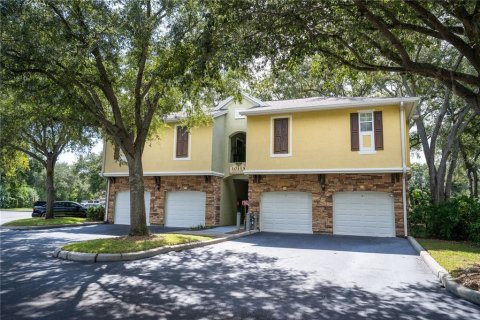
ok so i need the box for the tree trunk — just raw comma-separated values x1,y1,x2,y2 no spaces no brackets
445,146,459,200
474,170,479,199
45,157,55,219
127,154,149,236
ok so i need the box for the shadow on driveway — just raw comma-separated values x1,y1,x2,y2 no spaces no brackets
236,232,419,255
1,228,479,319
5,223,184,237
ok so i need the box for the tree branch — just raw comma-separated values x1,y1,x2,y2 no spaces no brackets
406,0,480,73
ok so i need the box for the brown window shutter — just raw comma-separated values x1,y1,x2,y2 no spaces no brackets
374,111,384,150
176,126,189,157
350,113,359,151
274,118,288,154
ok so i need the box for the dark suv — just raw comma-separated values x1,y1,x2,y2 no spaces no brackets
32,201,87,218
33,201,47,213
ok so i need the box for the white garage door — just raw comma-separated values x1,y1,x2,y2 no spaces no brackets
260,192,312,234
333,192,395,237
114,191,151,225
164,191,206,227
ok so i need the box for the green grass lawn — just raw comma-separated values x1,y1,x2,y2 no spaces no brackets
2,217,87,227
62,234,212,254
417,238,480,273
0,208,32,212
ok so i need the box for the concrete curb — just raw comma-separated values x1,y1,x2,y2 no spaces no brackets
54,230,259,263
408,236,480,306
1,222,105,230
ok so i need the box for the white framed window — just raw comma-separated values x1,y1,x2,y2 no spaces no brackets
359,111,375,154
270,115,292,157
173,125,191,160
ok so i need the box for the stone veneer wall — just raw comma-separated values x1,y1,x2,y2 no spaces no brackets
248,173,406,236
107,176,221,226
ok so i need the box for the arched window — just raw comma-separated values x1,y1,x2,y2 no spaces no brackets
230,132,246,163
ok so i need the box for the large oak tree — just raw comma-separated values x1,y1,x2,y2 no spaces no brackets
0,81,95,219
1,1,226,235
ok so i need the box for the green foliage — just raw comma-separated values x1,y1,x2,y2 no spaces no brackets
409,164,430,193
52,154,105,202
74,153,107,198
248,56,399,100
86,206,105,222
1,151,105,207
410,196,480,243
0,149,39,208
0,184,38,208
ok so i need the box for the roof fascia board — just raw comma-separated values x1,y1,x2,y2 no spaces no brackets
240,98,420,116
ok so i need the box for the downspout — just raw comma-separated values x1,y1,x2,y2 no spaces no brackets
104,178,110,223
400,102,408,236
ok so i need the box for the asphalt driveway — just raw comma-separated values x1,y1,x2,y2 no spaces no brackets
1,225,479,319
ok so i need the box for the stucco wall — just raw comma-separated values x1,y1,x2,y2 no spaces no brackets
211,115,226,173
104,124,213,174
245,105,409,171
221,98,252,177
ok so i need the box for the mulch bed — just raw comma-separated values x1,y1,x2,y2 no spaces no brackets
452,263,480,291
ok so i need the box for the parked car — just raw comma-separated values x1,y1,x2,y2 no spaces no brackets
32,201,87,218
33,201,46,213
81,200,106,208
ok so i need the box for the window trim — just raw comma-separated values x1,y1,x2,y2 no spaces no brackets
173,124,191,161
270,115,292,157
358,110,376,154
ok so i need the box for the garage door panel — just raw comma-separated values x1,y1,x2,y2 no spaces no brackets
333,192,395,237
115,191,151,226
165,191,206,228
260,192,312,234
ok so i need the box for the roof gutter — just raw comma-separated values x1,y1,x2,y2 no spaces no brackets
240,98,420,116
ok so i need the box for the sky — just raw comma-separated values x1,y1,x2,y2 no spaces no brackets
57,140,104,164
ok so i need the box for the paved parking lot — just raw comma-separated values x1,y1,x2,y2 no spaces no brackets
1,225,479,319
0,210,32,224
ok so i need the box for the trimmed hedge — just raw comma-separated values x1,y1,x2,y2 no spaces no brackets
86,206,105,221
410,193,480,243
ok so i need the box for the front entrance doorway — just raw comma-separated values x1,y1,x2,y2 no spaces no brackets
233,179,248,224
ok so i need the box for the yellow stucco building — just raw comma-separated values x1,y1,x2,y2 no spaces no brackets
103,94,418,237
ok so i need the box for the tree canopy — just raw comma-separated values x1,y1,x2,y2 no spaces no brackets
1,0,232,235
213,0,480,113
0,77,96,217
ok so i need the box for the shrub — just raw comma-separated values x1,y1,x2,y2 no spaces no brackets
409,195,480,243
86,206,105,221
409,189,431,237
